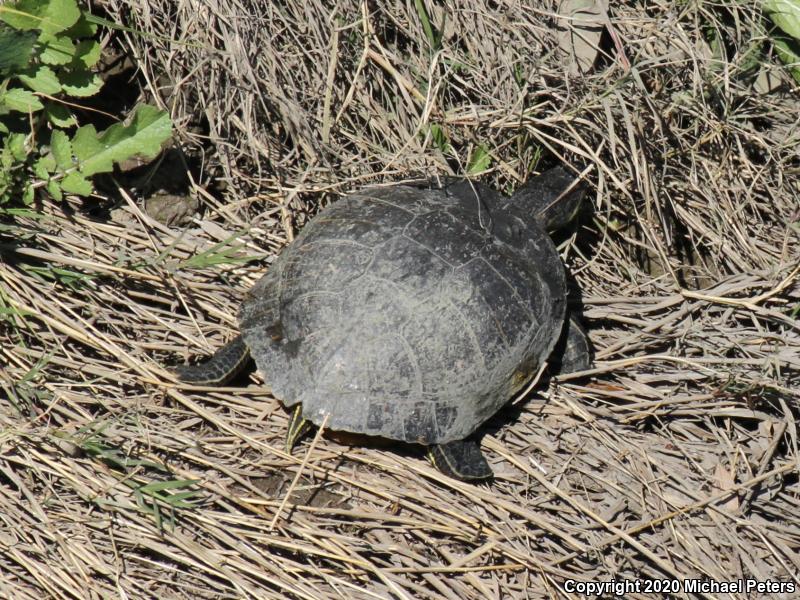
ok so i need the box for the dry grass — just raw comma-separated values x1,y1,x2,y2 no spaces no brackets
1,0,799,598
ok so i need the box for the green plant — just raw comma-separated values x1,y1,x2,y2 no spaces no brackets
764,0,800,82
0,0,171,206
56,423,202,530
413,0,443,53
466,144,492,175
427,122,451,154
174,232,263,270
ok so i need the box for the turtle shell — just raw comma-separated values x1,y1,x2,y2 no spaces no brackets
238,184,566,445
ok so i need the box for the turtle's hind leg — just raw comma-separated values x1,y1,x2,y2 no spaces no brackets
286,405,313,453
174,334,251,385
428,440,493,481
550,315,592,375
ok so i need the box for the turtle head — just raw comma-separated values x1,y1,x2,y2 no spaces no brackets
507,166,588,231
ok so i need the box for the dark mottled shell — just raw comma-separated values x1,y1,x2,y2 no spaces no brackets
239,184,566,444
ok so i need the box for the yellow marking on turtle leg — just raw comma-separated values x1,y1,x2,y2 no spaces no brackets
222,341,253,383
427,448,437,469
428,443,492,481
286,405,312,453
427,446,459,479
173,335,250,386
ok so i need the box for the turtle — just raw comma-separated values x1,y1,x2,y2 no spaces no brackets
174,166,592,481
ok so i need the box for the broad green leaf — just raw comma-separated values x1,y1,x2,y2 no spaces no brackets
45,102,76,127
0,145,12,168
765,0,800,40
0,24,36,74
74,40,101,68
467,144,492,174
72,123,101,161
60,69,102,97
40,34,76,65
63,13,96,38
0,149,12,171
1,0,81,35
22,182,34,204
47,179,62,201
773,35,800,82
1,87,43,112
36,152,56,173
19,65,62,94
0,1,41,31
33,157,50,179
60,171,92,195
75,105,172,176
50,129,72,169
8,133,28,160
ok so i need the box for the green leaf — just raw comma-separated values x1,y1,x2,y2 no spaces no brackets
429,123,450,153
413,0,443,52
36,152,56,175
1,87,43,112
19,65,62,94
74,105,172,176
765,0,800,40
0,145,12,169
22,182,34,204
137,479,200,509
773,35,800,82
72,123,101,160
39,34,76,65
50,129,72,169
33,157,50,179
83,13,153,38
60,69,103,97
138,479,198,494
44,102,76,127
467,144,492,174
0,1,41,31
0,24,37,74
8,133,28,160
46,179,62,201
73,39,101,68
60,171,92,195
63,13,96,38
1,0,81,35
176,234,258,270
